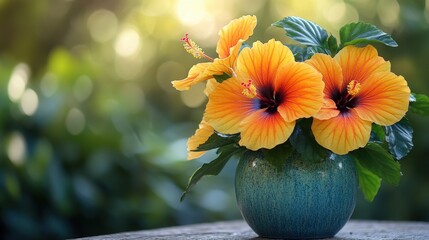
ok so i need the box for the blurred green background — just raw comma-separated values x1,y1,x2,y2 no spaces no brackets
0,0,428,239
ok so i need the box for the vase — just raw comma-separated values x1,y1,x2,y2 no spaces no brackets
235,151,357,239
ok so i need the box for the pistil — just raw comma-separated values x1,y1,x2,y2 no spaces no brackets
180,34,214,61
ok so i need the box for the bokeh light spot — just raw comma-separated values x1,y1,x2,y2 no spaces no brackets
74,75,93,102
176,0,207,26
7,63,30,102
7,132,26,166
377,0,400,29
324,1,346,24
87,9,118,43
40,72,58,97
66,108,86,135
20,89,39,116
115,28,141,58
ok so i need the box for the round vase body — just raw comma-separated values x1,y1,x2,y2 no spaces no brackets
235,152,357,239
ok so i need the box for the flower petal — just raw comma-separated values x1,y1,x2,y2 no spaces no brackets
354,72,410,126
236,39,295,88
275,62,324,122
172,62,211,91
204,78,219,96
197,50,236,82
187,120,214,160
335,45,391,87
313,98,340,120
216,15,257,59
239,109,295,150
306,53,343,97
312,109,372,155
205,77,254,134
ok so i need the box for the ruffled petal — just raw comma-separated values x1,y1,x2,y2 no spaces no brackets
275,62,324,122
171,62,211,91
313,98,340,120
306,53,344,97
335,45,391,88
239,109,295,150
187,120,214,160
354,72,410,126
205,77,254,134
312,109,372,155
236,39,295,88
216,15,257,59
204,78,219,96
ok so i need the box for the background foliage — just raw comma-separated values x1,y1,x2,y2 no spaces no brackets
0,0,428,239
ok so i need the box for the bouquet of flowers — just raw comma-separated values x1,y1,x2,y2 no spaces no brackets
172,15,429,202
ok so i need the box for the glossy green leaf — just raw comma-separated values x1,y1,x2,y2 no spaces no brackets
195,132,239,151
181,145,244,201
327,35,339,56
354,159,382,201
290,119,329,162
339,22,398,47
273,16,328,47
409,93,429,115
370,124,385,143
213,73,231,83
385,118,413,160
286,45,306,62
351,143,401,185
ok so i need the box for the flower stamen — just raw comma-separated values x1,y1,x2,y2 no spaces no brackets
241,79,257,98
180,34,214,61
347,80,361,96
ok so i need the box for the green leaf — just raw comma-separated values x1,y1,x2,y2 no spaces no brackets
181,145,244,201
327,35,339,56
273,16,328,47
290,119,329,162
286,45,305,62
385,118,413,160
261,143,293,170
354,159,382,201
213,73,231,83
195,132,239,151
370,124,385,143
350,143,401,185
339,22,398,48
409,93,429,115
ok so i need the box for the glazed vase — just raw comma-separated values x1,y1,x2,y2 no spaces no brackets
235,151,357,239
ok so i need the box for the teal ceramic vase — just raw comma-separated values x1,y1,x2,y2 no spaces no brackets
235,151,357,239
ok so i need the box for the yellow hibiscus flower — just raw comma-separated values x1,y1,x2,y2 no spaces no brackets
306,45,410,155
204,40,324,151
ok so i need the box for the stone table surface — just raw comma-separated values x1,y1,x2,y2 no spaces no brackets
73,220,429,240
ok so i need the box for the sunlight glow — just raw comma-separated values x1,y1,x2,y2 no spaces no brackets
20,89,39,116
8,63,30,102
115,28,141,58
176,0,207,26
7,132,26,166
87,9,118,43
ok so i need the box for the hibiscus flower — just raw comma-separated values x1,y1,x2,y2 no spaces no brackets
204,40,324,150
306,45,410,154
172,15,257,91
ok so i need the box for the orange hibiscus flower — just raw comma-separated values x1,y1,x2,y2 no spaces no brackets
172,15,257,91
306,45,410,155
204,40,324,150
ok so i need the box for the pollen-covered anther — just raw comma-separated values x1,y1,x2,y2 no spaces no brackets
180,33,213,61
347,80,361,96
241,79,257,98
